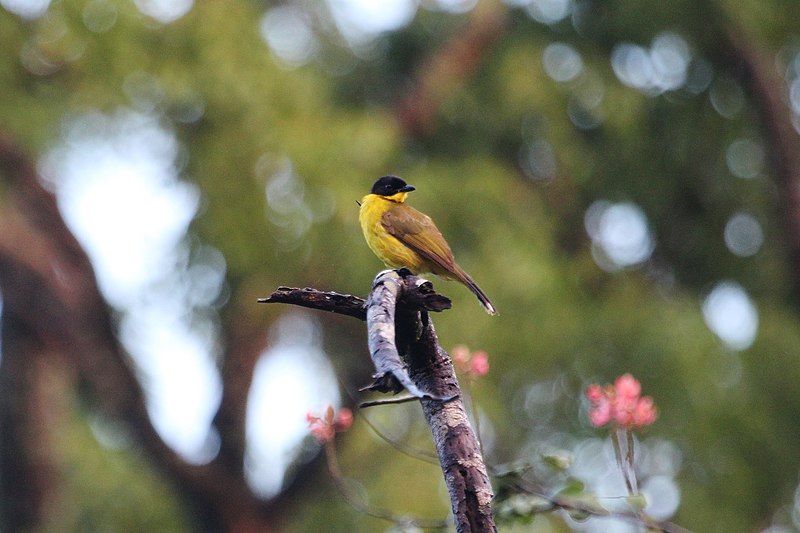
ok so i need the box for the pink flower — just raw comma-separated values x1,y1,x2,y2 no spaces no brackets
470,351,490,376
613,393,638,427
307,406,354,443
632,396,657,427
451,345,491,378
585,384,603,402
452,345,471,365
614,374,641,399
309,422,335,443
588,394,612,427
334,408,354,431
585,375,657,430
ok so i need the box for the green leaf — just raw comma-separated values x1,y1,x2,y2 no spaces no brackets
497,494,555,520
566,508,591,522
557,478,586,497
542,452,572,471
575,494,607,515
626,493,648,512
491,462,534,499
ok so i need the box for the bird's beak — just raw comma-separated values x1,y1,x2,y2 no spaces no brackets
400,185,415,192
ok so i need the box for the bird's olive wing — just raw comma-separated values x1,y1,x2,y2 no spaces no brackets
382,204,456,271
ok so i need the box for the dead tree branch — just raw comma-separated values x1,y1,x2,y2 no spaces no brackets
258,287,367,320
262,269,496,532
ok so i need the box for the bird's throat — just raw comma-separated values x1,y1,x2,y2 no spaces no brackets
382,192,408,203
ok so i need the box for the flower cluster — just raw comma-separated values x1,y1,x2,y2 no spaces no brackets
306,406,354,443
585,374,657,429
452,345,490,377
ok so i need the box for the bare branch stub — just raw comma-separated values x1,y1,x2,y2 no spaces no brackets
259,287,367,320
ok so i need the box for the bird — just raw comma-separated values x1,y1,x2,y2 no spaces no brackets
359,175,497,315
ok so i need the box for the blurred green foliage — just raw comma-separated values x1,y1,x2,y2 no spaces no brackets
2,0,800,530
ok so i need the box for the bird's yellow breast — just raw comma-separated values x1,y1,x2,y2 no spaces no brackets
359,194,426,272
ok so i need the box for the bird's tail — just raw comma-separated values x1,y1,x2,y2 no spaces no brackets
452,264,498,316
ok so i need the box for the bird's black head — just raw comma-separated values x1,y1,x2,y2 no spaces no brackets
370,175,415,196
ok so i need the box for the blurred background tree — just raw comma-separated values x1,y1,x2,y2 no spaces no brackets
1,0,800,530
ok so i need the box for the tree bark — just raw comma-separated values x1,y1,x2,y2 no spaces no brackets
263,270,496,532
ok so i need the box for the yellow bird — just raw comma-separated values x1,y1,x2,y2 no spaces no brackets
359,175,497,315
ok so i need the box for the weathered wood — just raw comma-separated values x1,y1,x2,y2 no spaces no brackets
264,270,495,531
259,287,367,320
366,270,495,532
363,270,452,400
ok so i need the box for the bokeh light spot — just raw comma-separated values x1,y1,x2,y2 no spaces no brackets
20,41,60,76
121,309,222,464
0,0,49,19
260,5,318,68
650,32,691,90
702,281,758,351
82,0,117,33
585,201,655,270
40,110,223,463
573,73,605,109
245,314,340,498
709,77,745,118
542,42,583,83
526,0,571,25
642,475,681,520
427,0,478,13
726,138,765,179
724,212,763,257
567,100,602,130
133,0,193,23
611,44,655,91
259,156,316,251
40,111,198,305
519,139,557,181
684,58,714,94
327,0,417,43
611,33,691,94
789,77,800,114
122,71,166,114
